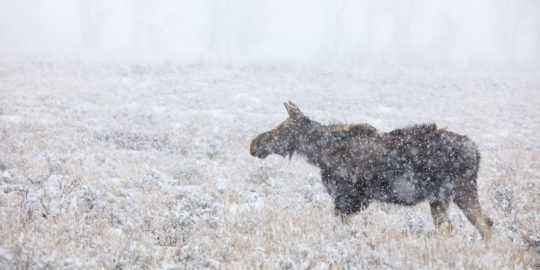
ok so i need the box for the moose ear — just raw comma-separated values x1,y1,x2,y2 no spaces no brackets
284,101,305,120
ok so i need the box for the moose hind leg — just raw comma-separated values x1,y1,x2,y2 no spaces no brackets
454,190,493,241
430,200,453,234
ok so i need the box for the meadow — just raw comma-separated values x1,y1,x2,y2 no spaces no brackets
0,61,538,269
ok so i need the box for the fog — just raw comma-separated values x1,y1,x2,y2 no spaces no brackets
2,1,540,268
1,0,539,68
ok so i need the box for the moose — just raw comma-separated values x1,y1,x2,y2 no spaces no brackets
250,101,493,240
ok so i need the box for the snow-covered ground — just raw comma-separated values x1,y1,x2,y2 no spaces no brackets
0,61,539,268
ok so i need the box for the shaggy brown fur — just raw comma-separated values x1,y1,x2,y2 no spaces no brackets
250,101,493,240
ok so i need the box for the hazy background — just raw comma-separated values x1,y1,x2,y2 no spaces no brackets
1,1,540,268
1,0,540,69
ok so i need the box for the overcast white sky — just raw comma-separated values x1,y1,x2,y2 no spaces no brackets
1,0,539,68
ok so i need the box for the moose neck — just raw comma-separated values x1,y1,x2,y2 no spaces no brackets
295,125,339,170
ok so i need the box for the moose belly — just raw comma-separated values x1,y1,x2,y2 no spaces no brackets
384,170,429,205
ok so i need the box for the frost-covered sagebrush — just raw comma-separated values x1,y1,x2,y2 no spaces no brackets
250,101,493,240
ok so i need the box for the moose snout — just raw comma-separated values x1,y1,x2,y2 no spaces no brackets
249,142,259,157
250,134,271,159
250,145,270,159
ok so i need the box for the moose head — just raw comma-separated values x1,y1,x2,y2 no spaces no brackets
250,101,319,159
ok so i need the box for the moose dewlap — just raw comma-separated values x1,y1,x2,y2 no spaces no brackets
250,101,493,240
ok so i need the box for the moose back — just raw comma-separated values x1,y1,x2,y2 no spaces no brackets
250,101,493,240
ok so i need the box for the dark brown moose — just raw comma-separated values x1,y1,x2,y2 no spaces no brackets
250,101,493,240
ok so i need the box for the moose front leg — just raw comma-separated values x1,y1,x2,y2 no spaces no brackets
334,193,367,224
333,208,352,224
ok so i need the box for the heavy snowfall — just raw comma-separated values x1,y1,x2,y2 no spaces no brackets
0,1,539,269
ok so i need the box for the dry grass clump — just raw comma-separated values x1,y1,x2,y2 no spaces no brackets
0,61,538,268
